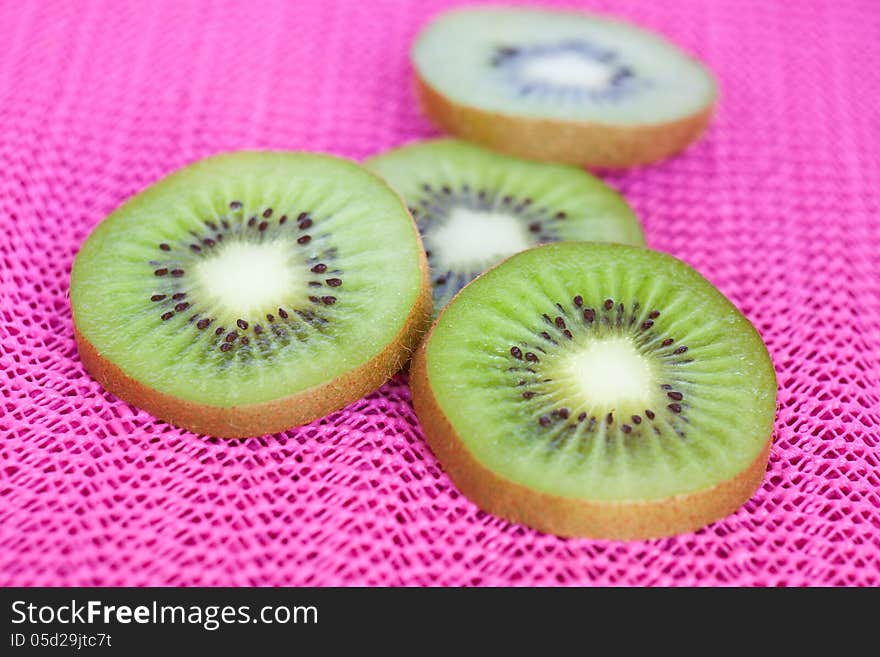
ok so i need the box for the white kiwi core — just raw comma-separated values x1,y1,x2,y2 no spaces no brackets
429,207,532,271
519,51,616,91
194,241,305,317
561,337,654,408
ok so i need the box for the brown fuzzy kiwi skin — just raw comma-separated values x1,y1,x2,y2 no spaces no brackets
410,331,772,541
73,228,432,440
415,74,715,170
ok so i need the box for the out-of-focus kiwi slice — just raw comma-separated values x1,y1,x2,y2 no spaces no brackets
412,6,717,168
366,139,643,315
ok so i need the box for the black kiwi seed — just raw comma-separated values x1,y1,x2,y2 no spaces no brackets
229,201,242,210
278,308,289,319
258,221,268,232
266,313,275,322
604,299,613,310
622,424,632,434
578,412,587,422
248,216,256,227
154,268,168,276
539,415,551,427
299,217,313,229
298,235,311,245
220,343,232,352
196,318,211,330
254,324,263,334
161,312,174,321
649,310,660,319
308,295,320,303
225,332,237,343
573,295,583,307
668,403,682,413
151,294,165,302
237,319,248,330
528,222,541,233
326,278,342,287
262,208,273,218
642,320,654,330
190,244,201,252
667,391,683,400
645,409,655,420
662,338,674,347
240,336,250,346
171,269,184,277
632,415,642,424
175,303,189,312
159,243,171,251
524,352,539,362
311,263,327,273
203,238,215,247
557,408,570,419
321,296,336,305
172,292,186,300
510,346,523,359
584,308,595,323
297,212,309,222
606,412,614,424
279,215,288,225
563,329,573,339
522,391,535,399
555,211,567,219
554,317,566,329
674,346,689,354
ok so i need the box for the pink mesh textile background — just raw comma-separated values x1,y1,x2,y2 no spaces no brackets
1,0,879,587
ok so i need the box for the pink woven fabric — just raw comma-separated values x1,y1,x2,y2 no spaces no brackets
1,0,878,587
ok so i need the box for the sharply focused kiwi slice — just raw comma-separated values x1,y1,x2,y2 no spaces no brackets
366,139,643,315
71,152,430,438
411,243,776,539
413,7,717,168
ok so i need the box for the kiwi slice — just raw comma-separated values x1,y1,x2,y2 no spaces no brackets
412,7,717,168
366,139,643,315
71,151,431,438
411,242,776,540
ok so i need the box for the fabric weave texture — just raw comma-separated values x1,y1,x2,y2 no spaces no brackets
1,0,878,586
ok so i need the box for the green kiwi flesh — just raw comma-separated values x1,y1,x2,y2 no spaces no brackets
71,151,426,420
417,242,776,506
366,139,643,314
413,7,716,126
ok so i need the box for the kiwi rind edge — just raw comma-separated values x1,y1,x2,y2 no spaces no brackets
411,332,771,541
416,74,715,169
74,259,430,438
